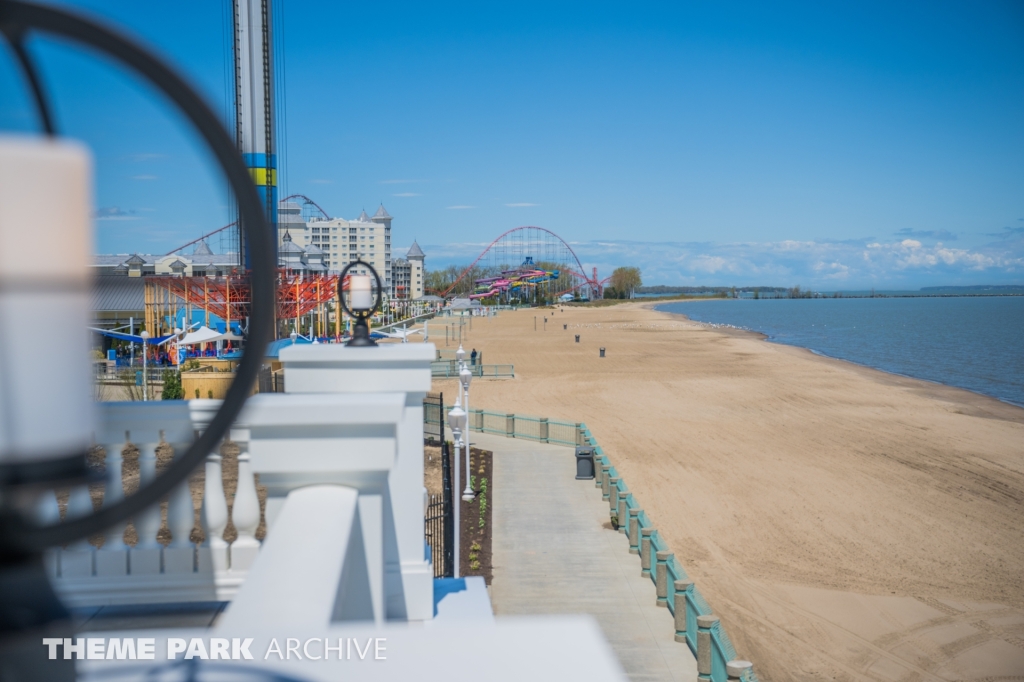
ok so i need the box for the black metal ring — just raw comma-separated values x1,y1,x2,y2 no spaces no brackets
338,259,383,320
0,0,275,551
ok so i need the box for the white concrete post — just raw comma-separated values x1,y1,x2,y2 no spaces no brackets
727,660,753,681
656,550,673,608
96,434,129,577
640,528,654,578
697,615,719,680
165,439,198,574
201,452,230,572
61,482,94,578
674,580,694,643
628,509,641,553
130,436,163,574
230,450,262,571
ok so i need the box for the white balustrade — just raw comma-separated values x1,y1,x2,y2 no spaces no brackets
50,400,262,607
61,475,95,578
97,432,129,577
51,344,434,621
165,437,198,574
131,436,162,574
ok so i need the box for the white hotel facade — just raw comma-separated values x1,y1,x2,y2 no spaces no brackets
278,202,425,299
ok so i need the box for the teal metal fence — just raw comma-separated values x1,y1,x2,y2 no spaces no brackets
581,424,757,682
430,362,514,378
420,405,758,680
437,407,580,447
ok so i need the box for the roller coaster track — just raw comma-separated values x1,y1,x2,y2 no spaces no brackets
282,193,330,220
440,226,596,298
166,221,237,256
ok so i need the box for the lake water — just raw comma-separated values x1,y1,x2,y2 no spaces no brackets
657,297,1024,407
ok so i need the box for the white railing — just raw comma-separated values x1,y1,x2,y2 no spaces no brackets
47,342,436,625
44,401,261,607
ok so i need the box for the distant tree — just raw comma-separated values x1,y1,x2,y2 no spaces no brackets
610,267,642,299
161,369,184,400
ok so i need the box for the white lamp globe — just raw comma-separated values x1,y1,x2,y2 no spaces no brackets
459,364,472,389
455,344,465,363
448,404,466,432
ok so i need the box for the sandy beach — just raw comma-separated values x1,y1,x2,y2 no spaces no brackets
431,303,1024,681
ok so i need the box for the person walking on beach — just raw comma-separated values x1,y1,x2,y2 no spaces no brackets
471,348,478,366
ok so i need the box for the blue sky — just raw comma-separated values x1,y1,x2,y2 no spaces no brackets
2,0,1023,288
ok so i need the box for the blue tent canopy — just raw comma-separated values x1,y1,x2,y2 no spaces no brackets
90,328,175,345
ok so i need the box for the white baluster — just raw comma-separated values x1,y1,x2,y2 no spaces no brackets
36,491,62,578
96,434,129,577
61,484,94,577
229,451,261,571
130,435,163,574
165,440,198,573
201,451,230,573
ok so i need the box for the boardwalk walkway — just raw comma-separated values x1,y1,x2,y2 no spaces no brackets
474,431,698,682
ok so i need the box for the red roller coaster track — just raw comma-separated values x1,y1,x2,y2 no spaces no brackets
282,194,330,220
439,226,606,298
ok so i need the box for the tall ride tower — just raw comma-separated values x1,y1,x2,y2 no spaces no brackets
233,0,277,269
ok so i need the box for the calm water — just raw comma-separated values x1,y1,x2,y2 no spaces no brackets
657,297,1024,407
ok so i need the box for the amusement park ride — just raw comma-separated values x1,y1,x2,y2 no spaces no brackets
438,226,611,301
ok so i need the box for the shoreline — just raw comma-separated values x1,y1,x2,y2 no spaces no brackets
650,300,1024,418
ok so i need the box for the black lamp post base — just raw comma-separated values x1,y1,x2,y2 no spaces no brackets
346,319,377,347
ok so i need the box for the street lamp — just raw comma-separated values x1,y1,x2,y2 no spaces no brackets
139,330,150,401
447,394,467,579
459,362,474,502
290,330,297,345
339,259,383,347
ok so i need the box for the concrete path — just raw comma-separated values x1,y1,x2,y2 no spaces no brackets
474,431,698,682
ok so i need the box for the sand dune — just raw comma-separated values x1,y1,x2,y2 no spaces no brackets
432,302,1024,681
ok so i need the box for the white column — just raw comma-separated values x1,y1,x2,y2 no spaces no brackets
230,450,261,571
130,437,162,574
164,439,197,573
96,434,129,577
61,483,94,577
201,451,230,573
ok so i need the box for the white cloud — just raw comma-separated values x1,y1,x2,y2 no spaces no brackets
94,207,140,221
421,234,1024,288
447,205,475,210
381,179,427,184
309,179,333,185
131,174,158,181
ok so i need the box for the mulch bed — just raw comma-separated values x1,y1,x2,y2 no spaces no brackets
459,446,493,584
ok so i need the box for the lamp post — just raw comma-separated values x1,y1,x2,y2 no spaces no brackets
290,330,297,345
459,361,474,502
447,395,466,579
338,259,383,347
140,330,150,401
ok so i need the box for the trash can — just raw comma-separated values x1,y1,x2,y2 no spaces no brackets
563,324,567,330
575,334,580,343
575,446,595,480
600,347,606,357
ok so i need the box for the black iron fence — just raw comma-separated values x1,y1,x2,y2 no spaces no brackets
425,440,454,578
257,364,284,393
423,391,445,443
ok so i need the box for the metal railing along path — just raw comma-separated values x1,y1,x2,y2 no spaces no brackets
425,403,760,682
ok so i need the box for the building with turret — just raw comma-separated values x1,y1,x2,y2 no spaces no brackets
392,240,426,300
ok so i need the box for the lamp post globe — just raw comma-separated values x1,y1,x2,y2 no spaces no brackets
139,330,150,401
447,396,466,579
290,330,297,345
